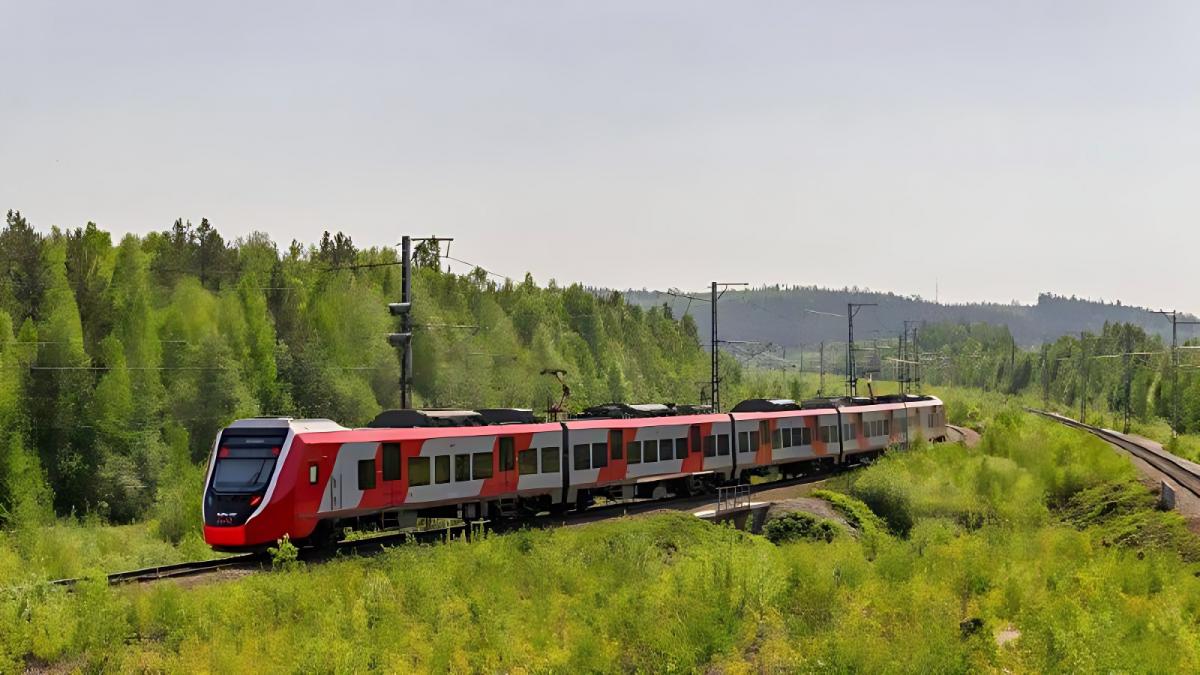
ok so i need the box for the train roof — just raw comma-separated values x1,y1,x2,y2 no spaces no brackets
730,399,801,413
228,395,943,435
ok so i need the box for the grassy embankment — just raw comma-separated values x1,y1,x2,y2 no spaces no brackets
3,410,1200,671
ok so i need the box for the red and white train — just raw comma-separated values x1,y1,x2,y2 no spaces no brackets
203,395,945,551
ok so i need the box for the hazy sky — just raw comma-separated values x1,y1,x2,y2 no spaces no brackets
3,1,1199,311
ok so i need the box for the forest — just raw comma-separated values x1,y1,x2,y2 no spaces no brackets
914,320,1200,437
0,211,736,535
627,285,1198,348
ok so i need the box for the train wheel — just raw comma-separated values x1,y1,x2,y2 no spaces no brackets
304,520,340,549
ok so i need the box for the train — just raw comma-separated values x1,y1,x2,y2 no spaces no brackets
203,395,945,551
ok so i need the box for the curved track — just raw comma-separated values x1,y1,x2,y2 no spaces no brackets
1031,409,1200,499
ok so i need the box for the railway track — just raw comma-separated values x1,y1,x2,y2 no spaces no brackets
44,464,850,589
1031,409,1200,500
47,523,468,588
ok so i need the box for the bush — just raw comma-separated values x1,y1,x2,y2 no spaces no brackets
763,512,842,544
849,464,917,535
812,489,888,537
268,534,301,570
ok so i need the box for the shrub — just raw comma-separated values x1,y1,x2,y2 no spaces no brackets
269,534,301,570
813,489,887,537
849,464,917,535
763,512,842,544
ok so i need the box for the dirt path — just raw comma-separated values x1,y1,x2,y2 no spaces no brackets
947,424,982,448
1108,433,1200,533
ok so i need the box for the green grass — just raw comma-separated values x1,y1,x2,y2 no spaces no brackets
2,412,1200,672
0,518,213,584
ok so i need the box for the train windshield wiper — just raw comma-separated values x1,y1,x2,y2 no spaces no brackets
246,460,269,490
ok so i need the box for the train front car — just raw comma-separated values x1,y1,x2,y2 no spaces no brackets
203,418,345,551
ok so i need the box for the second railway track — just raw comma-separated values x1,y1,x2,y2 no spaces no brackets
1032,409,1200,499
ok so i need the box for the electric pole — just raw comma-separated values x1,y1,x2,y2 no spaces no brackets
1040,343,1050,409
1079,332,1089,424
388,236,415,408
388,235,454,409
1123,326,1133,434
846,303,877,397
1155,310,1200,436
912,325,922,394
819,341,826,397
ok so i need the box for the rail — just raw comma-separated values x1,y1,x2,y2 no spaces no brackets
716,484,751,513
1030,409,1200,500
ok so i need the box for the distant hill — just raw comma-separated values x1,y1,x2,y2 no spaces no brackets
624,287,1200,349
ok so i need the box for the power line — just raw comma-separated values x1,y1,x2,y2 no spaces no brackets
444,255,510,281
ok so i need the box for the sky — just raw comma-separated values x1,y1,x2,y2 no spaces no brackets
3,1,1200,312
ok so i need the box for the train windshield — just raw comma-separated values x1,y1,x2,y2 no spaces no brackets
211,433,285,493
212,456,277,492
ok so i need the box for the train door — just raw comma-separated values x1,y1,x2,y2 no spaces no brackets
498,436,517,492
689,425,701,454
382,443,402,506
329,471,342,511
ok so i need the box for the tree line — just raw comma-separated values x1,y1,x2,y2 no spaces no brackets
918,320,1200,432
0,211,718,532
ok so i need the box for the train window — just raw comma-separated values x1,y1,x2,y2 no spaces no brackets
592,442,608,468
519,449,538,475
609,431,623,460
675,438,687,460
884,419,891,435
800,427,812,445
704,435,716,457
843,424,853,440
455,454,471,481
738,432,749,453
627,441,642,464
357,459,376,490
573,444,590,470
750,431,760,451
408,457,430,487
308,463,318,485
383,443,401,481
541,447,560,473
779,428,789,448
644,439,659,462
718,435,731,455
473,452,493,479
759,422,770,446
499,437,515,472
435,455,450,484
